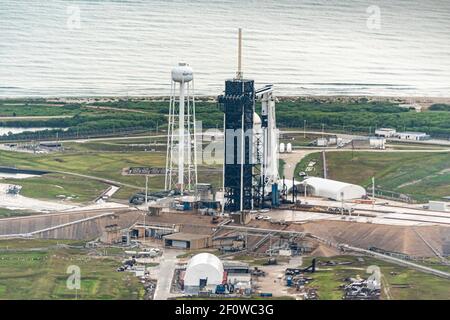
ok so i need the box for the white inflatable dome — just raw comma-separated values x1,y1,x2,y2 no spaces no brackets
184,253,224,287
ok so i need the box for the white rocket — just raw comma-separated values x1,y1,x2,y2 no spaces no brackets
256,84,279,191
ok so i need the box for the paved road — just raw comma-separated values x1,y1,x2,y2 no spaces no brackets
53,170,142,189
0,115,72,120
153,249,182,300
279,149,316,179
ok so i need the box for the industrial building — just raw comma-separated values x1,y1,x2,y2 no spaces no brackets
183,253,224,294
163,232,212,249
345,137,386,150
396,131,430,141
428,201,450,212
223,261,252,291
303,177,366,201
375,128,397,138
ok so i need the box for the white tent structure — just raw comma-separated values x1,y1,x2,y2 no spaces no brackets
303,177,366,201
184,253,224,294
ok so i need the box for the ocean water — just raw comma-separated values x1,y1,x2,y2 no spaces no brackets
1,0,449,97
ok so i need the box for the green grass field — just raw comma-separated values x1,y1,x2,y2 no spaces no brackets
0,149,166,201
294,152,324,179
0,141,223,202
2,173,109,203
0,239,144,300
0,208,35,218
295,151,449,202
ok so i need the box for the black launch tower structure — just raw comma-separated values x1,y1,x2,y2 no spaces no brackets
219,79,255,212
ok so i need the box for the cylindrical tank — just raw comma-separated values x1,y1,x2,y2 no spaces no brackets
279,142,285,153
286,143,292,153
171,62,193,83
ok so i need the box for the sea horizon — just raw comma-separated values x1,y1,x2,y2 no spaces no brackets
1,0,450,98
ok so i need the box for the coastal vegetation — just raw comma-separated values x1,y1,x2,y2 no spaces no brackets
1,98,450,140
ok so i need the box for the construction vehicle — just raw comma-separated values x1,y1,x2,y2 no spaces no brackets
263,257,277,265
251,267,266,277
285,258,316,275
211,216,220,224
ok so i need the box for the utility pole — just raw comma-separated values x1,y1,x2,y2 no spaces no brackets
269,234,272,257
144,175,148,244
304,181,307,202
372,176,375,209
304,120,306,138
145,175,148,205
292,176,295,203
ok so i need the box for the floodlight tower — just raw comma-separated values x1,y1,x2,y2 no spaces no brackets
165,62,198,193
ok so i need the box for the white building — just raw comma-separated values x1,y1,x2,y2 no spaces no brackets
316,138,328,147
428,201,450,212
369,137,386,149
303,177,366,201
375,128,397,138
184,253,224,294
396,131,430,141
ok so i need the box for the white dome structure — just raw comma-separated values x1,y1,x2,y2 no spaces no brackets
303,177,366,201
184,253,224,293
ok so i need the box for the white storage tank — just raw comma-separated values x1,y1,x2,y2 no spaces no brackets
279,142,285,153
171,62,193,83
286,143,292,153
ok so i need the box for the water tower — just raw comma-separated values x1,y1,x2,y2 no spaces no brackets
165,62,198,193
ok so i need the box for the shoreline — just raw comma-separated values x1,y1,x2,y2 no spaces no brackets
2,95,450,105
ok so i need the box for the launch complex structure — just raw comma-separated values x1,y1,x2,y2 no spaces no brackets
165,28,284,213
219,29,281,212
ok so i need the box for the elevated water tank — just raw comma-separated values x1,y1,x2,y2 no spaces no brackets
171,62,193,83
